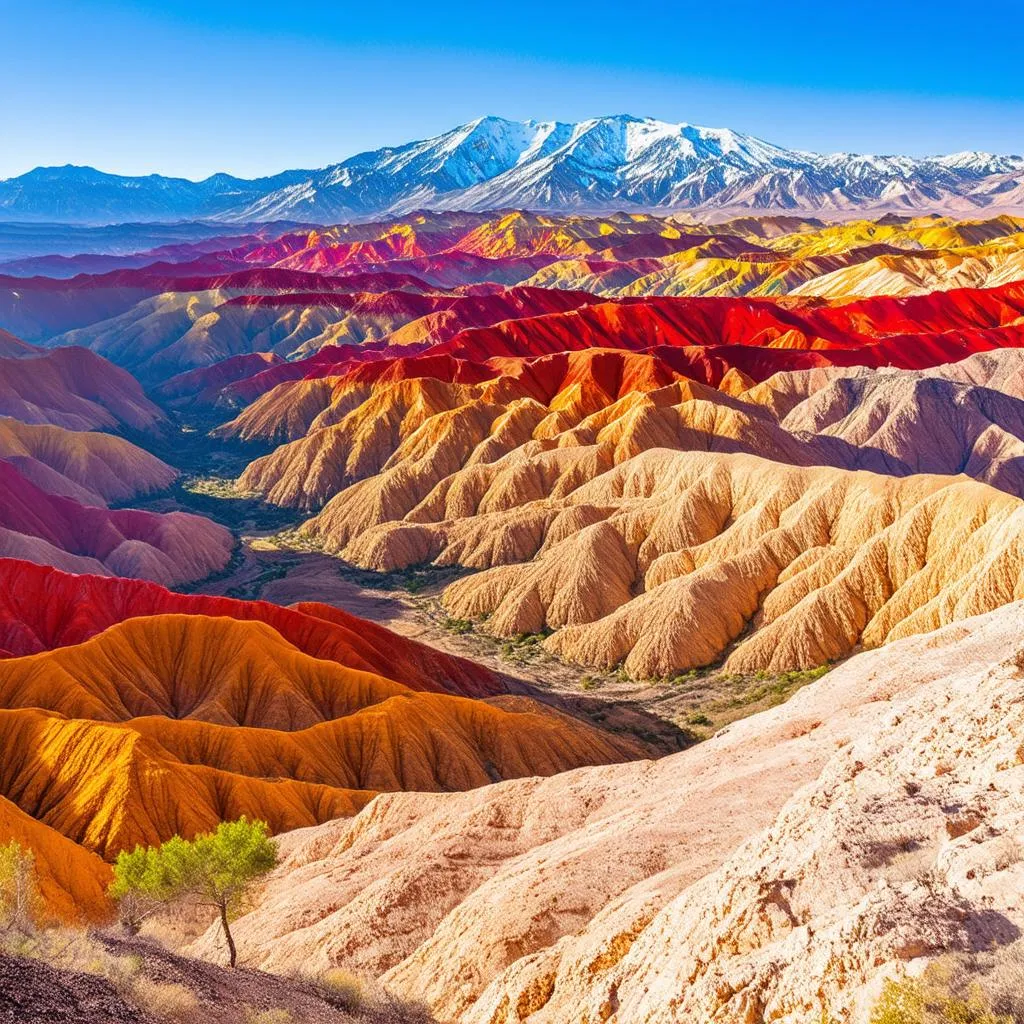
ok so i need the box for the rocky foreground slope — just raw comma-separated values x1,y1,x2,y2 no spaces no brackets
193,603,1024,1023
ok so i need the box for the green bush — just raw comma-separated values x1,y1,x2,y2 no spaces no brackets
110,817,278,967
870,958,1019,1024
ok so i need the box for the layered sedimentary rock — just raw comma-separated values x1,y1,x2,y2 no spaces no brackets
206,336,1024,677
0,416,176,505
0,558,497,695
0,561,641,919
195,604,1024,1024
7,213,1024,401
50,282,596,380
0,340,166,433
0,463,231,584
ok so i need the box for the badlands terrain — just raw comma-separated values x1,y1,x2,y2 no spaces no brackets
2,208,1024,1022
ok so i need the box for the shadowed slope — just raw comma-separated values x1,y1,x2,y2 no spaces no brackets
0,463,231,585
0,416,176,505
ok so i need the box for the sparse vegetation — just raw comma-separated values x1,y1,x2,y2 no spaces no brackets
666,663,833,737
871,948,1024,1023
110,817,278,968
0,840,40,933
441,616,474,635
316,967,366,1011
1,839,435,1022
500,630,552,665
0,922,200,1021
245,1010,293,1024
132,977,200,1021
223,559,294,600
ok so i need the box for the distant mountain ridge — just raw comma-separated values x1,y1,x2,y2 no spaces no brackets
4,114,1024,224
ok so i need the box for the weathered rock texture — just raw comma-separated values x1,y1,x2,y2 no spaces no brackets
194,604,1024,1024
0,461,231,585
0,416,176,506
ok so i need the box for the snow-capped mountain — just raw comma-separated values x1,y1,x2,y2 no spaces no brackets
3,115,1023,224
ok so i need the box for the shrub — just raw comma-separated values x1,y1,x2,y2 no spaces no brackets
131,978,199,1022
110,817,278,967
0,840,41,933
317,967,365,1011
245,1011,293,1024
870,955,1021,1024
103,952,143,990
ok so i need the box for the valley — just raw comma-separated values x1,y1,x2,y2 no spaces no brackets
3,204,1024,1023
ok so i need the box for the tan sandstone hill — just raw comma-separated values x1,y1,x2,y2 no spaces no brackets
298,443,1024,676
189,603,1024,1024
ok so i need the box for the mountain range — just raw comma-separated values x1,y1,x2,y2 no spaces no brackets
3,115,1024,224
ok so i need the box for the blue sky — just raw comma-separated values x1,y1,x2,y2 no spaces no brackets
2,0,1022,179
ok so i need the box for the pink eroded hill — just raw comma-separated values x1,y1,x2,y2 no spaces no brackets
0,463,231,585
0,342,166,432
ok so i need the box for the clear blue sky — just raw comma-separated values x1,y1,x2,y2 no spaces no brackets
2,0,1022,179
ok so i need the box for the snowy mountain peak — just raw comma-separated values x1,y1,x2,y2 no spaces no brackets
2,115,1023,224
934,151,1024,175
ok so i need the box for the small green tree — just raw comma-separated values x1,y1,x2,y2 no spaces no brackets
0,840,40,933
110,818,278,967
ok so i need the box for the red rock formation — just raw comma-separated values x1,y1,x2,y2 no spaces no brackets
0,558,500,696
0,562,641,919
